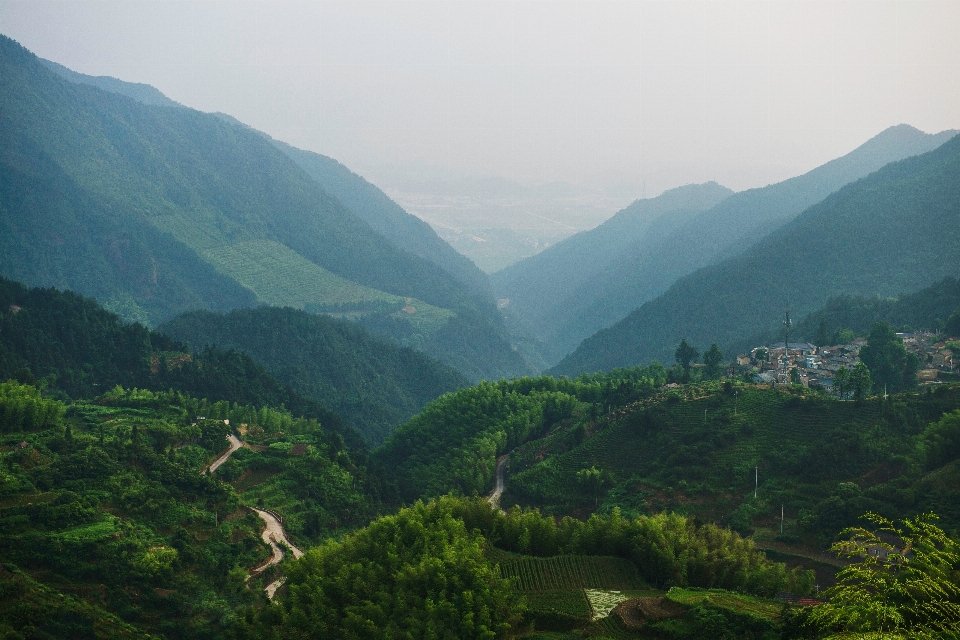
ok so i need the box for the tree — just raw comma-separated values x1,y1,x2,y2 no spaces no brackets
703,344,724,380
675,339,699,382
834,366,849,399
850,362,873,402
755,348,767,363
815,318,830,347
808,512,960,638
859,322,919,394
790,367,802,385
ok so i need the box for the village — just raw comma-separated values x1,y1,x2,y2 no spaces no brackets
738,331,957,392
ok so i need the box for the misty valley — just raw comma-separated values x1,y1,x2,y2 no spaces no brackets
2,26,960,640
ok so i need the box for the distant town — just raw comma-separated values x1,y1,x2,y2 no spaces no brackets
738,332,957,391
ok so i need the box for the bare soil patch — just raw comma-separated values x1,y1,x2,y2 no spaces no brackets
613,597,684,629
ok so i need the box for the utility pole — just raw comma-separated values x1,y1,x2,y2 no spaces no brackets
780,504,784,535
734,390,738,416
781,308,792,385
704,408,707,425
755,466,758,499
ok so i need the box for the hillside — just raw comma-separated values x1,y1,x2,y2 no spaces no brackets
160,307,469,445
0,383,379,637
271,140,495,304
741,275,960,354
499,124,957,364
0,277,368,450
0,36,529,381
553,132,960,376
491,182,733,361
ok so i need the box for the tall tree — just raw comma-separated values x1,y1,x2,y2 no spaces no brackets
834,366,849,399
850,362,873,402
675,339,699,382
859,322,919,394
703,343,724,380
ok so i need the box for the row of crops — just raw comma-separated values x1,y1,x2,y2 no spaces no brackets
665,587,782,621
497,554,644,592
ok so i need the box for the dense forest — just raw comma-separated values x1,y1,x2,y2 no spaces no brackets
160,306,468,445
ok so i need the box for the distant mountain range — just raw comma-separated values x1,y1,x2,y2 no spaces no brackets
552,132,960,375
0,35,531,381
498,124,958,364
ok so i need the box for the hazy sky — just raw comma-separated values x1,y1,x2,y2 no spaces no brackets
2,1,959,195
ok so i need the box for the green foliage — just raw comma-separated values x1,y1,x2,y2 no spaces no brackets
850,362,873,402
160,306,467,445
0,381,64,432
704,343,725,380
236,498,523,639
920,409,960,470
807,512,960,638
859,322,919,394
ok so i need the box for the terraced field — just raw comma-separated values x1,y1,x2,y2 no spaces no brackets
665,586,782,621
496,554,645,591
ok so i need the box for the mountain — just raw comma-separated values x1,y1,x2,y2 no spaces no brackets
38,57,185,108
499,125,957,364
271,140,495,303
552,132,960,375
491,182,733,361
0,36,529,380
160,306,469,445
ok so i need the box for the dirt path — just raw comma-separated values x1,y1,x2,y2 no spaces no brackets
487,454,509,510
204,434,303,599
249,508,304,598
203,434,244,474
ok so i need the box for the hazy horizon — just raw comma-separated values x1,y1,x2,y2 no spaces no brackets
2,0,959,200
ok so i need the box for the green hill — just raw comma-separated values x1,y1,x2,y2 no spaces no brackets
0,36,530,381
742,275,960,354
0,277,369,450
160,306,469,445
553,132,960,376
498,125,956,365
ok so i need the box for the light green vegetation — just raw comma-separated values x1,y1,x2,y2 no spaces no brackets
665,587,783,621
584,589,633,619
202,240,454,331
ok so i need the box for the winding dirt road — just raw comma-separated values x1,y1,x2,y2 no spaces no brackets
487,454,509,510
204,434,303,599
204,433,244,474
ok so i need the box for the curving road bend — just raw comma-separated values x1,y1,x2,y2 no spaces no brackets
204,434,304,599
487,454,509,511
204,433,244,474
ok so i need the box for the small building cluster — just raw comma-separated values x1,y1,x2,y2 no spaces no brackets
738,331,956,390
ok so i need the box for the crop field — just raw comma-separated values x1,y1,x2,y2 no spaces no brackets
524,589,591,621
665,587,782,621
497,554,644,591
202,240,454,332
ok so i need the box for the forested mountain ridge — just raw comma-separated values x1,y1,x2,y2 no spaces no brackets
553,131,960,376
501,124,957,365
492,181,733,361
160,306,469,445
39,57,493,309
0,36,530,380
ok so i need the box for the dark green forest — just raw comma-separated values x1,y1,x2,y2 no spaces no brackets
160,306,468,445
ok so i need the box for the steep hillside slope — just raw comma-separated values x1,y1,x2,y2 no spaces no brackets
491,182,732,357
502,125,956,364
0,36,529,380
273,141,494,303
553,132,960,375
161,307,468,445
